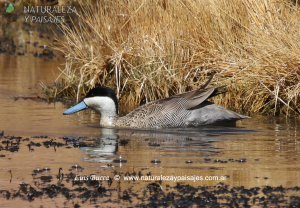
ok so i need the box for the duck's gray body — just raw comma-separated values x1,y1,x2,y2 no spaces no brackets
63,78,249,128
115,88,247,128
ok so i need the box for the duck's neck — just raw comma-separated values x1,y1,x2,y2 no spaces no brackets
100,112,118,127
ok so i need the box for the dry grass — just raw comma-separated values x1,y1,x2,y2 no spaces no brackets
48,0,300,116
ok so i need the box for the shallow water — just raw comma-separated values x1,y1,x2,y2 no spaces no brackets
0,54,300,207
0,54,101,136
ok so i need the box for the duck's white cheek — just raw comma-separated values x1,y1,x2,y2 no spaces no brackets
84,97,116,114
84,97,102,109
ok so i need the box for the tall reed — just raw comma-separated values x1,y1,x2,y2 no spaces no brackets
50,0,300,115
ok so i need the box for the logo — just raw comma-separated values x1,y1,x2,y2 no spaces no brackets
6,3,14,13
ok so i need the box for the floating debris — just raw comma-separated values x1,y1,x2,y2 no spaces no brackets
151,159,161,164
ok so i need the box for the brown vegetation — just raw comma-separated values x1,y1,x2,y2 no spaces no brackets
48,0,300,116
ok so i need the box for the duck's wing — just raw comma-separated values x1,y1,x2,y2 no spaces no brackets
182,86,225,110
149,74,221,110
155,86,226,110
119,85,226,128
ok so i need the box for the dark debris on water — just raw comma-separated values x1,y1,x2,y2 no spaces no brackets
0,37,57,59
138,183,300,208
0,169,300,207
0,134,97,154
0,133,300,207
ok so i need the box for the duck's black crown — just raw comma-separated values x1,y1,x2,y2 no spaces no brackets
85,86,118,113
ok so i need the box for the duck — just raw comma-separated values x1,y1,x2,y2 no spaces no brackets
63,76,249,128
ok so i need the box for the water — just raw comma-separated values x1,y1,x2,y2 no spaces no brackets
0,54,100,136
0,54,300,207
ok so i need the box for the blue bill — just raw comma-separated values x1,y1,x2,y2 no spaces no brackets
63,101,88,115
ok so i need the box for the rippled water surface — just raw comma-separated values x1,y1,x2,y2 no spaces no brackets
0,54,300,207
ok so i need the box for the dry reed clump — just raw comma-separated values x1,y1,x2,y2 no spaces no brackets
49,0,300,116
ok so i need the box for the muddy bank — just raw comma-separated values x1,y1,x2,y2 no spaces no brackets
0,1,78,59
